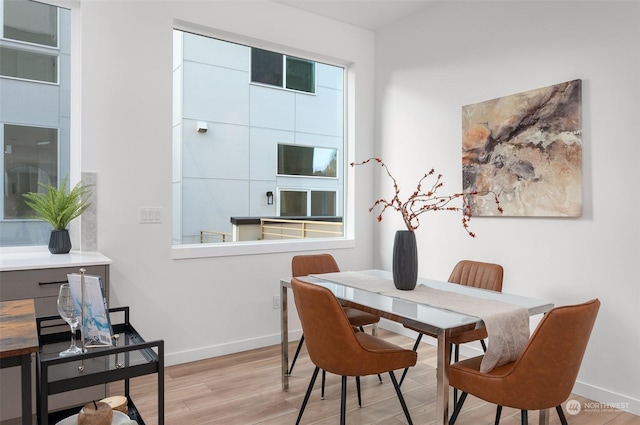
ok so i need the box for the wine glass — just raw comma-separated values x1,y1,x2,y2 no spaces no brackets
57,283,83,356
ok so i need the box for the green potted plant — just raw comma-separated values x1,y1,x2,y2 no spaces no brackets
23,177,93,254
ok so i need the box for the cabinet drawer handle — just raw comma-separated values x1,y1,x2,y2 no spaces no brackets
39,280,68,286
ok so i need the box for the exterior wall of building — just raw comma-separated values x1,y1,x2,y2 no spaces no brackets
174,32,344,244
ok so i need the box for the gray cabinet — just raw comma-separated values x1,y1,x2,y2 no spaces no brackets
0,265,109,317
0,253,111,424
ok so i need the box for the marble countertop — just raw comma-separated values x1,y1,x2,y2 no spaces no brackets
0,251,112,272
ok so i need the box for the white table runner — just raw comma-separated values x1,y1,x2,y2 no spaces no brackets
311,271,530,372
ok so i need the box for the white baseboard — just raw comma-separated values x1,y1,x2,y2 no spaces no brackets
378,320,640,416
571,381,640,417
165,329,303,366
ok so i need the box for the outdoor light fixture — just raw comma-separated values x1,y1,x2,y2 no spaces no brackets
266,191,274,205
196,121,208,133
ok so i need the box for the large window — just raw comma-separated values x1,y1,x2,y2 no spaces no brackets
0,0,71,247
173,29,345,246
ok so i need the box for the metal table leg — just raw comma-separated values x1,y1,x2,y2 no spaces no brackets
436,328,451,425
539,408,550,425
281,282,289,391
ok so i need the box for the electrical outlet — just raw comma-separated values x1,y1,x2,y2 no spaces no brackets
273,295,280,309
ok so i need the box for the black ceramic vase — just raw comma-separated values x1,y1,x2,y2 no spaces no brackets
48,229,72,254
392,230,418,290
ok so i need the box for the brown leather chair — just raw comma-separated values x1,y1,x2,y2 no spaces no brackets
289,254,381,378
399,260,504,393
448,299,600,425
291,277,417,425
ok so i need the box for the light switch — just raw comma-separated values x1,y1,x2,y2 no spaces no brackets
139,207,162,224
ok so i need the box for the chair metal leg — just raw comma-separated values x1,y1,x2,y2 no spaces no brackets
320,371,363,405
288,334,305,375
340,376,347,425
521,410,528,425
556,405,568,425
389,371,414,425
448,391,468,425
451,339,486,407
411,332,422,350
453,344,460,405
399,332,423,386
494,405,502,425
296,366,319,425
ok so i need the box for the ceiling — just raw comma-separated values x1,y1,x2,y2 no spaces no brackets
274,0,438,31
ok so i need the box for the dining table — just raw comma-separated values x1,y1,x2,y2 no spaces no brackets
280,269,555,425
0,299,39,425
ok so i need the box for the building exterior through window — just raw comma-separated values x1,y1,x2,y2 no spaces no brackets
0,0,71,247
173,29,345,244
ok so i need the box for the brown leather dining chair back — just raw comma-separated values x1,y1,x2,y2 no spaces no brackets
289,254,381,401
291,253,340,277
448,259,504,292
448,298,601,425
291,277,417,425
400,260,504,390
289,254,380,370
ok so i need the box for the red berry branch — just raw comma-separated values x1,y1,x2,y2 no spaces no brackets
351,158,502,237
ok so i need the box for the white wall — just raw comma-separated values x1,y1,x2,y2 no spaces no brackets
80,0,376,364
375,0,640,414
78,0,639,415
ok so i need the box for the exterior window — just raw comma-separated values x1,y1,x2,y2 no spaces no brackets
251,48,282,87
0,0,70,247
173,30,344,245
277,144,337,178
279,189,336,217
251,48,315,94
0,47,57,83
3,0,57,46
311,191,336,216
285,56,314,93
280,190,307,216
3,124,58,219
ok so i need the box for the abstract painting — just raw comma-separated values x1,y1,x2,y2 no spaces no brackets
462,79,582,217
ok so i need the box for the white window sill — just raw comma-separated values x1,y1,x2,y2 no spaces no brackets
171,237,355,259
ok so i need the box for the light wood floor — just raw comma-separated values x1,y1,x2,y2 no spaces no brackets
114,329,639,425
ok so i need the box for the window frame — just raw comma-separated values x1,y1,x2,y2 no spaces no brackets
1,0,60,84
276,143,339,179
277,188,338,217
0,44,60,84
250,48,317,95
171,20,355,260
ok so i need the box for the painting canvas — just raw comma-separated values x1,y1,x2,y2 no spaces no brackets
462,79,582,217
